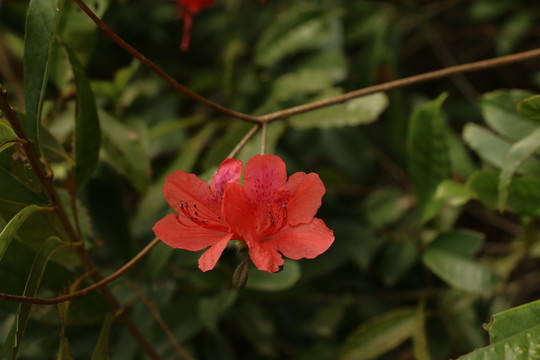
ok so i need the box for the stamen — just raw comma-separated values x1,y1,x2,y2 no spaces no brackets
177,200,228,232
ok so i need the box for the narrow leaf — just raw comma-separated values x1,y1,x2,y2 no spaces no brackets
91,313,116,360
23,0,63,152
0,204,53,263
429,230,485,259
0,236,67,359
407,93,450,211
339,308,416,360
413,300,430,360
498,127,540,211
65,45,101,190
199,291,237,334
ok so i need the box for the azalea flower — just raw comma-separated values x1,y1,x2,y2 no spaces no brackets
172,0,214,51
153,154,334,273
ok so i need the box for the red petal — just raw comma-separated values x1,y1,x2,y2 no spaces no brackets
222,183,257,244
153,214,230,251
267,218,334,260
198,233,234,271
248,242,284,273
243,154,287,205
286,172,325,226
210,158,243,202
163,170,220,218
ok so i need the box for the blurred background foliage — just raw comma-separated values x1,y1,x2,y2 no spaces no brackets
2,0,540,359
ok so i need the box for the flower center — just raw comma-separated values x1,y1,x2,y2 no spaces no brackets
177,201,228,232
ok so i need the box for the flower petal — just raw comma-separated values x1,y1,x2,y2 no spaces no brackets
210,158,243,202
286,172,326,226
267,218,334,260
248,242,284,273
198,233,234,272
243,154,288,204
153,214,229,251
163,170,220,218
222,183,257,244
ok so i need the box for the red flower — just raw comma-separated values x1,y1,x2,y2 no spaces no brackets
172,0,214,51
153,154,334,273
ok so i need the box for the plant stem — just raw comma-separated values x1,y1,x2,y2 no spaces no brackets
0,238,160,305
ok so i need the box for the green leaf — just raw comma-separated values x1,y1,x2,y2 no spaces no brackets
246,260,301,291
198,291,237,334
463,123,540,176
407,93,451,212
23,0,63,152
498,127,540,211
362,188,410,228
0,204,53,263
0,236,67,359
422,248,500,294
0,123,18,153
0,163,45,205
289,92,388,129
480,90,536,142
433,180,470,207
255,5,342,67
428,230,485,259
91,313,116,360
339,308,416,360
517,94,540,124
64,45,101,190
468,170,540,217
457,299,540,360
99,110,150,193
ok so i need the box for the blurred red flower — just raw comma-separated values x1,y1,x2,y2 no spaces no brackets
153,154,334,273
173,0,214,51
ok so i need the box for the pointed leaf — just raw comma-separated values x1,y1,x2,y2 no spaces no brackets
0,236,67,359
498,127,540,210
23,0,63,152
413,300,430,360
0,204,53,263
429,230,485,259
199,291,237,334
65,45,101,190
407,93,450,211
339,308,416,360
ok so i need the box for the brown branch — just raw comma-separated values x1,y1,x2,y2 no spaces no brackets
0,87,162,360
260,47,540,122
72,0,540,126
130,285,195,360
260,122,267,155
72,0,259,124
0,238,159,305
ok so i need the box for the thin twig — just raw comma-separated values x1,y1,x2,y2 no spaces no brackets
260,122,267,155
72,0,259,124
259,47,540,122
0,87,162,360
73,0,540,125
226,124,260,159
130,285,195,360
0,238,160,305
